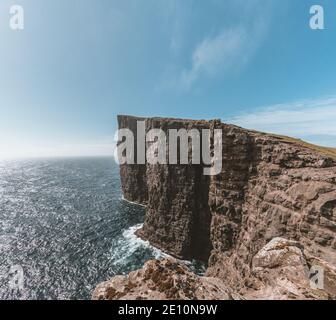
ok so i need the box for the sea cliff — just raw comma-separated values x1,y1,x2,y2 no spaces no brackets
93,115,336,300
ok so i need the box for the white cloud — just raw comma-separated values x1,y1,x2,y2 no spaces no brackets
180,28,248,89
170,1,271,90
228,96,336,147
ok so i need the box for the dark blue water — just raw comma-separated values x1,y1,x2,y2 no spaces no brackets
0,157,165,300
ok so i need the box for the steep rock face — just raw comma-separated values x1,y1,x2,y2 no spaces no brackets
118,116,149,205
117,115,336,297
207,134,336,295
118,115,214,261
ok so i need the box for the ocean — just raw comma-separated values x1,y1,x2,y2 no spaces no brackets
0,157,166,300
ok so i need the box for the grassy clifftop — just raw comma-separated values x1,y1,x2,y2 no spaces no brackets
263,133,336,160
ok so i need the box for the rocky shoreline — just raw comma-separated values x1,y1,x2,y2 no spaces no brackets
92,237,335,300
93,115,336,300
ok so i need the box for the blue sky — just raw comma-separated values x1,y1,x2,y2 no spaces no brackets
0,0,336,158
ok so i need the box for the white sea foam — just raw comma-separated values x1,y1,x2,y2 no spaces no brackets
121,196,146,207
122,224,168,259
0,234,16,251
110,223,207,276
110,224,169,270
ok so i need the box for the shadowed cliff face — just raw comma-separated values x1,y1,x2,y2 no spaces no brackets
117,115,336,297
117,115,215,261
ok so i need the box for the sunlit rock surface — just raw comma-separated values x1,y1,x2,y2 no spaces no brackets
94,116,336,300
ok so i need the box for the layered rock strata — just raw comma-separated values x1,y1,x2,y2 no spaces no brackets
107,115,336,299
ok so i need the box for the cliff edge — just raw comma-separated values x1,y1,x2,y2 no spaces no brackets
94,115,336,300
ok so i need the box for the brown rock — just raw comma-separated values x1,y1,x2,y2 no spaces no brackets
246,238,329,300
92,259,240,300
108,115,336,300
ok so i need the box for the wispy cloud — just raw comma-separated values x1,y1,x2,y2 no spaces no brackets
228,96,336,147
180,28,249,89
166,0,272,90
